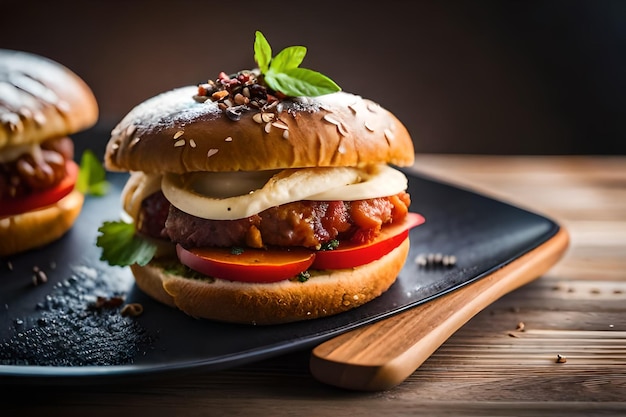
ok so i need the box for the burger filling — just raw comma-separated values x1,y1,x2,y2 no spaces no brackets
139,190,410,250
0,136,73,200
125,164,412,252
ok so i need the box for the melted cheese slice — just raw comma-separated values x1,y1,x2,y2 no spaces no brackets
0,143,42,164
159,165,408,220
121,171,163,221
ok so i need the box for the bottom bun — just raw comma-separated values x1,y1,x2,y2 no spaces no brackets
0,190,84,257
131,238,410,325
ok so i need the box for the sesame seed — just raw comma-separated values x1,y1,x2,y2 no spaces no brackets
271,120,289,130
261,112,275,123
56,100,71,114
207,148,219,158
252,113,263,124
130,137,141,147
174,139,185,147
337,122,348,137
348,102,359,114
19,107,32,118
173,130,184,139
189,139,197,148
33,111,46,126
367,102,380,113
364,122,375,132
264,122,272,134
112,142,119,150
323,114,348,136
282,130,289,139
225,136,233,142
126,124,137,137
384,128,395,141
323,114,341,126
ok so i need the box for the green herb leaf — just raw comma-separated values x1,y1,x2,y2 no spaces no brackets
270,46,307,72
76,149,110,196
254,31,341,97
264,67,341,97
254,31,272,74
96,220,157,267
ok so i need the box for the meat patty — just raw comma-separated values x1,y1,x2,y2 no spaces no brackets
139,191,411,250
0,136,73,199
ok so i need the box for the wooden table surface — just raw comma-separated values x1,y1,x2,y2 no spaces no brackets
5,155,626,416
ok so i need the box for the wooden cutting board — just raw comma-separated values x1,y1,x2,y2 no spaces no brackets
310,226,570,391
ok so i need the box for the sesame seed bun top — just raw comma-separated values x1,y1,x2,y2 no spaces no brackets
104,86,414,174
0,49,99,148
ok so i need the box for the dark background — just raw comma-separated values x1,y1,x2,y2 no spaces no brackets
2,0,625,155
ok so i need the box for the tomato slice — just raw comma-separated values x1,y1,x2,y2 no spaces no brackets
0,160,79,217
176,245,316,283
312,212,425,270
176,212,425,283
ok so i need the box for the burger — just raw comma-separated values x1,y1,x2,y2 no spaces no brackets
98,32,423,324
0,50,98,257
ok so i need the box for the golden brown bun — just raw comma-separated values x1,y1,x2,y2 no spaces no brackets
130,238,410,325
0,49,99,148
0,190,84,257
105,87,414,174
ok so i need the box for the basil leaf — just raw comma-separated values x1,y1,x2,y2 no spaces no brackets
253,31,341,97
96,220,157,267
270,45,307,72
76,149,110,196
254,31,272,74
264,67,341,97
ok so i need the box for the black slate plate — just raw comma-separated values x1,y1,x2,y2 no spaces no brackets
0,157,560,385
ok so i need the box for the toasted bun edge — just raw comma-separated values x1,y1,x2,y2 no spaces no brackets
0,189,84,257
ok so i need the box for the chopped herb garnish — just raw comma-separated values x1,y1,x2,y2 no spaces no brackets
76,149,110,196
230,247,245,255
297,271,310,282
320,239,340,251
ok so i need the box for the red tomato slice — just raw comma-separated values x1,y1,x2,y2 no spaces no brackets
176,245,316,283
311,212,425,270
0,160,79,217
176,212,425,283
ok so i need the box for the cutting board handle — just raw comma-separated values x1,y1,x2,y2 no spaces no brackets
310,227,570,391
